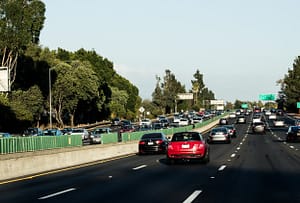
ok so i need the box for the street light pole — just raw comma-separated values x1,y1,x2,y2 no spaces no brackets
49,68,53,129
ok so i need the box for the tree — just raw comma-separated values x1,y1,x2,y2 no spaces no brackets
109,86,129,118
279,56,300,112
52,60,101,127
160,69,186,113
152,75,164,113
191,69,205,105
10,85,44,126
191,69,215,109
0,0,45,89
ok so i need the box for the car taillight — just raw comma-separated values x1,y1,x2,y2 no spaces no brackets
198,143,205,148
168,144,173,150
139,141,145,145
155,140,163,144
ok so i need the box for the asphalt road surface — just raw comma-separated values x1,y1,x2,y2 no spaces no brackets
1,113,300,203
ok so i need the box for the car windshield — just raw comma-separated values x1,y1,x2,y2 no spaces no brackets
95,129,108,134
172,132,201,141
141,133,163,139
72,129,84,133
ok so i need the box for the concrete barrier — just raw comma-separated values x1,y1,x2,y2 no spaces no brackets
0,119,220,182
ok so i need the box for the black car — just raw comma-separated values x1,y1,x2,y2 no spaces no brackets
286,126,300,142
138,132,169,154
159,118,170,128
223,125,237,137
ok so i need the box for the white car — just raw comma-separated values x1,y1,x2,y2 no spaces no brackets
273,120,285,127
229,113,236,118
265,110,272,116
269,114,277,120
178,118,189,126
140,118,152,127
71,128,89,140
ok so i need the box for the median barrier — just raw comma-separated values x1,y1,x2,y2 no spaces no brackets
0,115,223,182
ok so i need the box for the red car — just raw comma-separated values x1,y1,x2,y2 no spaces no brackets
167,131,210,164
119,125,135,133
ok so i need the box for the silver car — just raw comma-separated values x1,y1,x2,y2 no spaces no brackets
252,122,266,133
71,128,89,140
208,127,231,144
90,128,111,144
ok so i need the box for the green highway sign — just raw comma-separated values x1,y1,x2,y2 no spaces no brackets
241,103,248,109
297,102,300,109
259,94,276,101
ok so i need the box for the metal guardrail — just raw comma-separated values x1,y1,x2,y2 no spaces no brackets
0,135,82,155
0,114,226,155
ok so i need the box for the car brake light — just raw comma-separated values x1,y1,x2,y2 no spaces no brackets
168,144,173,150
155,140,163,144
139,141,145,145
199,143,205,148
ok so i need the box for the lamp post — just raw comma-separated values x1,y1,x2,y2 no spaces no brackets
49,68,53,129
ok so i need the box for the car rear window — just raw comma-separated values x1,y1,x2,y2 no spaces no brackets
291,127,300,132
141,133,163,139
212,128,227,133
172,132,201,141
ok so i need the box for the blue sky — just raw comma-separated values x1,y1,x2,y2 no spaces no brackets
40,0,300,103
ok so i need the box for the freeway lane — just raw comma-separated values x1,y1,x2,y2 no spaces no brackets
1,114,300,203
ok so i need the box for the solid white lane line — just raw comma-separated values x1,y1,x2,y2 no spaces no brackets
133,165,147,170
218,165,227,171
183,190,202,203
38,188,76,200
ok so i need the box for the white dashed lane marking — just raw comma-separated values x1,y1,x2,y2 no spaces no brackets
183,190,202,203
132,165,147,170
218,165,227,171
38,188,76,200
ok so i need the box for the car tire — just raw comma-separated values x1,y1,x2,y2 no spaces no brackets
167,157,175,165
202,150,210,164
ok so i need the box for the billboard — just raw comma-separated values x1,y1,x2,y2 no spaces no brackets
177,93,193,100
210,100,224,105
0,67,9,92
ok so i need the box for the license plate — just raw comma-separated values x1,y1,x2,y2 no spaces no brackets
182,144,190,148
148,141,154,145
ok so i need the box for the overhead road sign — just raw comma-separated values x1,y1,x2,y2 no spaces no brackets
259,94,276,101
241,103,248,109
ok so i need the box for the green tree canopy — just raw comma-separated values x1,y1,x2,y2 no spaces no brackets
52,60,101,127
280,56,300,112
152,69,185,114
0,0,45,87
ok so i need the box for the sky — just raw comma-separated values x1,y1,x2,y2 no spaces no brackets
39,0,300,103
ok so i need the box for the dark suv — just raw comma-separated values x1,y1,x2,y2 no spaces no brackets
286,126,300,142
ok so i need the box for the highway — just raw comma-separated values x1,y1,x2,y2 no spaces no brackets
1,113,300,203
